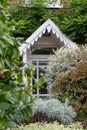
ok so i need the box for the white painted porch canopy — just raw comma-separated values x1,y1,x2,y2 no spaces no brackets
19,19,76,55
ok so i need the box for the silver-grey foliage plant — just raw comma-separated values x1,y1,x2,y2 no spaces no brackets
32,98,76,124
45,46,87,89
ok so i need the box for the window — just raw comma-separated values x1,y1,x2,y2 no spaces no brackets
31,47,57,55
31,60,50,98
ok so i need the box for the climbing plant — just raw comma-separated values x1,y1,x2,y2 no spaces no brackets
8,1,60,40
58,0,87,44
9,0,87,44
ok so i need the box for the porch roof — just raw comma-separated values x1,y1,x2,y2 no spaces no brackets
19,19,76,55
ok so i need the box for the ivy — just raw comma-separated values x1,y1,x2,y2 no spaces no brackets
9,0,87,44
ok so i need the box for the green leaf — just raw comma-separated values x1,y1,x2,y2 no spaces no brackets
37,77,44,86
5,92,12,101
0,110,5,118
17,73,22,83
0,118,16,128
12,47,19,57
4,121,16,128
0,102,10,110
3,70,11,79
0,95,5,102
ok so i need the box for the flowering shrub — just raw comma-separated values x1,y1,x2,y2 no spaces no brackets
53,62,87,120
32,98,76,124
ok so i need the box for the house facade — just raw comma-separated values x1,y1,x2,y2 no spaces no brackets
19,19,76,98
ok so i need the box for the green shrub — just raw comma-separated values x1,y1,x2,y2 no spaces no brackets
32,98,76,124
0,66,35,129
0,1,44,129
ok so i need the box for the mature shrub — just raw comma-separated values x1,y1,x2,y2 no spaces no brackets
32,98,76,124
45,46,87,89
52,62,87,120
